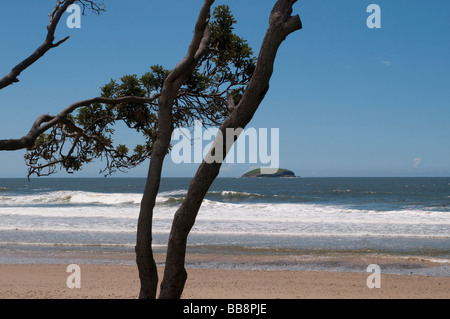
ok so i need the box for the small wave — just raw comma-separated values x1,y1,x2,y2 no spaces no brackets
0,191,143,206
155,189,186,205
157,190,269,205
402,256,450,264
158,189,187,197
208,190,265,199
157,196,185,205
0,189,210,207
155,190,265,205
71,192,143,205
187,230,450,239
0,241,137,248
333,189,352,193
43,195,72,203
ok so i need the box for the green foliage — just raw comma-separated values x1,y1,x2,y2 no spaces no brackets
140,65,170,94
100,75,157,132
26,5,256,178
209,5,256,83
116,144,129,156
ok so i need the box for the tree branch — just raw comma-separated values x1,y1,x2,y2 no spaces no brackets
0,95,159,151
0,0,105,90
135,0,215,299
159,0,302,299
165,0,214,85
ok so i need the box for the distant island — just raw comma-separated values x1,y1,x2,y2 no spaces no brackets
241,168,298,178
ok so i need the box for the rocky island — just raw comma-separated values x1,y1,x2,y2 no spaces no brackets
241,168,298,178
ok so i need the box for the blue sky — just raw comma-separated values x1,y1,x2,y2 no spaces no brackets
1,0,449,178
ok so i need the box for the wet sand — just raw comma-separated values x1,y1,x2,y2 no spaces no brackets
0,251,449,299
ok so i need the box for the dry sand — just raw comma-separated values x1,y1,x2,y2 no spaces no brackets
0,261,448,299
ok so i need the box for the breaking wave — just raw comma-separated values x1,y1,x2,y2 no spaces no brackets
0,191,142,206
0,189,270,207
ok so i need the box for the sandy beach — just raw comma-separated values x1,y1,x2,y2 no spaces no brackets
0,251,449,299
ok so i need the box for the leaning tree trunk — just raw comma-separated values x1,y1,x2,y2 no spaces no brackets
135,125,172,299
135,0,214,299
159,0,302,299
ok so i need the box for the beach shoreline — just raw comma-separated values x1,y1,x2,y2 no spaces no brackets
0,249,449,299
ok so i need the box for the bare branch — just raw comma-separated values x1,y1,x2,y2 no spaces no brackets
0,0,105,90
0,1,76,89
77,0,105,15
165,0,214,86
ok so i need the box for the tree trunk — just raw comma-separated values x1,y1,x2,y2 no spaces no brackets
135,0,214,299
159,0,302,299
135,125,172,298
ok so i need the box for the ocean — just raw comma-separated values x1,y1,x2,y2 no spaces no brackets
0,177,449,276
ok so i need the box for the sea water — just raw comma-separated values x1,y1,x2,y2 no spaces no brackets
0,177,449,275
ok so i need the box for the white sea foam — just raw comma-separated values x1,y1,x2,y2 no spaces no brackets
0,189,272,207
1,198,449,238
158,189,187,197
209,190,264,198
399,256,450,264
186,230,450,239
0,191,142,206
1,185,449,239
0,190,188,206
70,192,143,205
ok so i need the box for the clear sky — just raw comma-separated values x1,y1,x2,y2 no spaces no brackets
1,0,449,178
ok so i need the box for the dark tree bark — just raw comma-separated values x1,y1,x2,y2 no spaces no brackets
135,0,214,299
159,0,302,299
